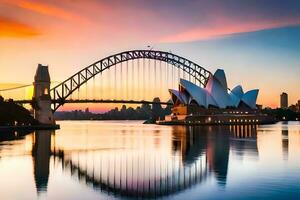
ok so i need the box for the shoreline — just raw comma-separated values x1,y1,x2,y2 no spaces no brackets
0,124,60,132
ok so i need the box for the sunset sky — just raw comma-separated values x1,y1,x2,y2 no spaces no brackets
0,0,300,111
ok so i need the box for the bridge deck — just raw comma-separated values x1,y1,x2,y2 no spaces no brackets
14,99,172,105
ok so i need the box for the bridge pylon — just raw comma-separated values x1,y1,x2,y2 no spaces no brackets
33,64,55,124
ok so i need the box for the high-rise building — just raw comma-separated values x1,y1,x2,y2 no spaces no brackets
280,92,288,109
297,100,300,112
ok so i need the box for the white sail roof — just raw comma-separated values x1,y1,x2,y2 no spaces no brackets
241,89,259,109
229,91,240,107
180,79,207,107
169,89,188,104
168,69,259,110
205,74,232,108
213,69,228,89
231,85,244,99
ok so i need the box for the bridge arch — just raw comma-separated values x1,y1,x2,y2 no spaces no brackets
50,50,212,111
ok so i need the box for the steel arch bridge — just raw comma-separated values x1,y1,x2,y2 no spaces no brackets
50,50,212,112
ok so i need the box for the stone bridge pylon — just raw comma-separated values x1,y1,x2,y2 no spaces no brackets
33,64,54,124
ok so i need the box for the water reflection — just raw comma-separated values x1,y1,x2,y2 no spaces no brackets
0,130,32,143
32,130,52,194
29,124,259,198
229,125,259,159
281,122,289,160
2,121,300,199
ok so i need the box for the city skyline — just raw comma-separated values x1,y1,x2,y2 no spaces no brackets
1,0,300,110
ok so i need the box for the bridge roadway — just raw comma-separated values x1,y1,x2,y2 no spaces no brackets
14,99,172,105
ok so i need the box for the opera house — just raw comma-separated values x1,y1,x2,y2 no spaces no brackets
158,69,275,125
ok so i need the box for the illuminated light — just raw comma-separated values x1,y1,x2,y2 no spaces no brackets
241,119,243,122
237,119,239,122
44,88,49,95
208,117,211,122
229,119,232,122
256,119,259,122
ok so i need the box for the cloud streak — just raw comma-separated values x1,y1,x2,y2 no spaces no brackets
160,17,300,43
0,16,40,38
3,0,88,24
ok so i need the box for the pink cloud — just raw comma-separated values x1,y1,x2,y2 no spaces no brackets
3,0,89,25
160,17,300,43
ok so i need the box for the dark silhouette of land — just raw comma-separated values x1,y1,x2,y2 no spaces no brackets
0,96,38,126
262,108,300,121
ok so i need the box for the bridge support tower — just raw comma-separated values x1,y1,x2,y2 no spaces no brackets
33,64,55,124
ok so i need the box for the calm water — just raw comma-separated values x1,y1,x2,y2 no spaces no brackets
0,121,300,200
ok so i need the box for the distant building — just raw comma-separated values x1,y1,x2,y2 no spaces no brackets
293,100,300,112
256,104,263,110
280,92,288,109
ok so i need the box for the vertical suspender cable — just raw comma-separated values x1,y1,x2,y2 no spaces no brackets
132,59,134,100
178,66,180,87
166,61,168,100
137,59,140,100
77,74,80,100
110,65,113,99
166,61,168,92
159,60,162,100
143,58,145,100
120,62,123,100
148,58,150,101
189,67,191,82
100,70,102,100
154,59,156,99
126,60,129,100
93,76,95,100
85,80,88,109
172,64,174,89
114,64,116,100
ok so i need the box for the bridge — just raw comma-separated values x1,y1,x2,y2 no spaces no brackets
0,49,212,124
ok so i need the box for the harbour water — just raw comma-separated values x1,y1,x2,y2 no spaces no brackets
0,121,300,200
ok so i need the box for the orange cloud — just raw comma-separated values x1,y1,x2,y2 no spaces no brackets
0,16,40,38
161,18,300,43
17,0,73,20
5,0,88,24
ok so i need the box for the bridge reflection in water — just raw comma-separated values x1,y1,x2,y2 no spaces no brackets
32,124,259,198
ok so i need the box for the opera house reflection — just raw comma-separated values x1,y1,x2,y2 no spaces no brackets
281,121,289,160
30,124,260,198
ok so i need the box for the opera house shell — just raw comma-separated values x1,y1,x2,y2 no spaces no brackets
169,69,259,110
